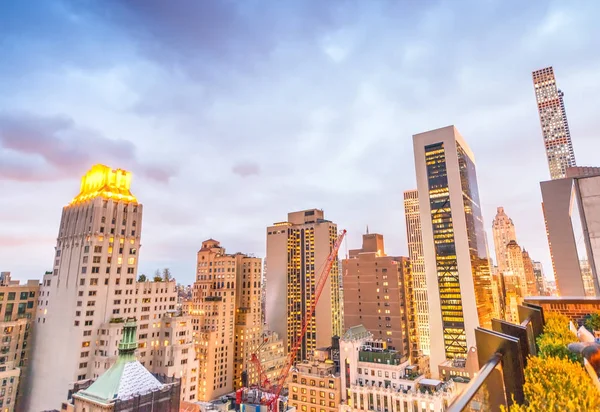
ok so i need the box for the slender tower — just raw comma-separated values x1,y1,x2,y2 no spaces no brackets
403,189,430,356
532,66,576,179
413,126,494,376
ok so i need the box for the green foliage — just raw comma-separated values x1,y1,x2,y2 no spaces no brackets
506,356,600,411
137,274,147,282
153,275,163,282
536,313,581,363
584,312,600,333
162,267,172,282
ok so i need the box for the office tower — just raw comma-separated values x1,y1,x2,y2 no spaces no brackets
342,232,414,359
403,190,431,356
339,325,457,412
266,209,342,360
532,261,545,295
532,66,576,180
191,239,262,401
68,320,181,411
521,249,538,296
0,272,38,411
27,164,180,411
491,207,517,273
413,126,494,375
540,172,600,296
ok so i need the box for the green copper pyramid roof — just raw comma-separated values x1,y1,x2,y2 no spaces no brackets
74,319,163,404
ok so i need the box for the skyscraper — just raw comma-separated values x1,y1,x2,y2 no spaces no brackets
403,189,431,356
541,172,600,296
491,207,517,272
522,249,538,296
413,126,494,375
532,66,576,180
265,209,342,361
28,165,179,410
342,232,415,359
191,239,262,401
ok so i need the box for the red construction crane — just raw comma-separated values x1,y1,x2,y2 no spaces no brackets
250,352,271,389
238,229,347,411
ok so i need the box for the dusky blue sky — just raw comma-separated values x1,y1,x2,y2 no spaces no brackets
1,0,600,285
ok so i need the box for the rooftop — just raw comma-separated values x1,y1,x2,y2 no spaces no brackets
343,325,372,341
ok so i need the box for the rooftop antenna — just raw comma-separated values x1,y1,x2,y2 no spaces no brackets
366,224,369,235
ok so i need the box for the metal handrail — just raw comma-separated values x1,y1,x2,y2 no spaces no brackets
447,353,502,412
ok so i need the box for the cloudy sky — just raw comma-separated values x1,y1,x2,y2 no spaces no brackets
1,0,599,285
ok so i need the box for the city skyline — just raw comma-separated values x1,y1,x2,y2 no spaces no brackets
3,2,600,285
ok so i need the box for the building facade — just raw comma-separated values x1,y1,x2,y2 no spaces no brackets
540,172,600,296
403,190,431,357
0,272,38,411
532,261,546,295
287,349,341,412
27,164,180,411
342,233,415,359
491,207,517,273
413,126,494,375
253,330,287,388
68,319,181,411
191,239,263,401
266,209,342,361
521,249,538,296
532,66,576,180
339,325,456,412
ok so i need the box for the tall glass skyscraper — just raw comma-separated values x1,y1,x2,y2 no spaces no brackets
532,66,576,180
413,126,494,376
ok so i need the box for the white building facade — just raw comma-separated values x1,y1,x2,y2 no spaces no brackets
339,326,456,412
26,164,180,411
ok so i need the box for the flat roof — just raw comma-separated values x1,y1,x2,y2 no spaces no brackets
420,378,442,386
525,296,600,302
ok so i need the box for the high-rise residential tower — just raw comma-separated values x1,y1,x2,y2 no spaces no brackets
413,126,494,376
191,239,262,401
342,232,415,359
403,189,430,356
532,66,576,180
491,207,517,273
266,209,342,361
27,165,182,411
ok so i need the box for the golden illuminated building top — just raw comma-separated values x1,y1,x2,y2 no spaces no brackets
69,164,138,205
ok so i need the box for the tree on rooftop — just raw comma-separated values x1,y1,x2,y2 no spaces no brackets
162,267,172,282
138,274,147,282
152,269,162,282
506,356,600,411
584,312,600,333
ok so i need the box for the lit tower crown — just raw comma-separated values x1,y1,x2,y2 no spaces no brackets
70,164,137,205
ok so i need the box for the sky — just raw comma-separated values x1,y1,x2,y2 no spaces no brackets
1,0,600,286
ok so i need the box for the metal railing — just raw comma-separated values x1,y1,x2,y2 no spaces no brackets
447,353,503,412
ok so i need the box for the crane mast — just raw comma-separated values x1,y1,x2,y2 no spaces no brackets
237,229,346,411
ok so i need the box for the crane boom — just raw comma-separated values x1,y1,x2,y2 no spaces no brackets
267,229,347,410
